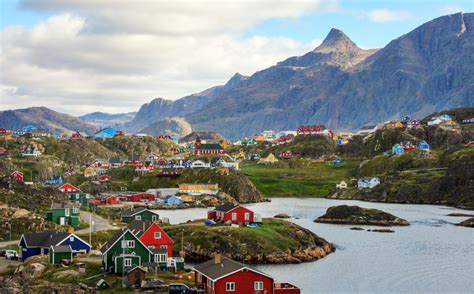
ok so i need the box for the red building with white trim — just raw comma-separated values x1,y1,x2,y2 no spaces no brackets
128,221,174,257
194,137,225,155
207,204,260,225
58,183,80,193
194,256,300,294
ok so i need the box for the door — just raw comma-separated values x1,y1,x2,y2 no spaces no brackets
59,217,65,225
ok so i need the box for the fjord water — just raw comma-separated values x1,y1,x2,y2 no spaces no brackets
154,198,474,294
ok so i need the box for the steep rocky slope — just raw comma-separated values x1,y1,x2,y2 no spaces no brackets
139,117,192,137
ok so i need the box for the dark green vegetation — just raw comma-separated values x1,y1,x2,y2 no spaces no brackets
105,166,263,203
241,159,357,197
164,218,335,264
315,205,409,226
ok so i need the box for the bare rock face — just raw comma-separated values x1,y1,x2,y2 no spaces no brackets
20,263,46,279
315,205,410,226
456,217,474,227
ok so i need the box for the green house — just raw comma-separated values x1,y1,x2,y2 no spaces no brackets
69,192,91,207
46,203,80,227
100,228,154,274
48,245,73,265
120,207,159,223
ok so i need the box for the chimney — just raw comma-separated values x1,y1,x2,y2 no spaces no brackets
143,221,145,231
214,254,221,265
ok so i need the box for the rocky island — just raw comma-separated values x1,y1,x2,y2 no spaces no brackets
314,205,410,226
164,218,335,264
456,217,474,228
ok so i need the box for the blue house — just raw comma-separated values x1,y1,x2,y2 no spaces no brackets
418,141,430,151
165,196,183,205
22,125,37,132
183,160,193,168
93,127,117,139
336,139,344,145
249,154,260,161
331,158,344,165
392,144,405,155
358,177,381,189
47,176,63,185
19,231,91,261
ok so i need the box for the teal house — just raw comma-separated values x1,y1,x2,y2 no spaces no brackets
120,207,159,223
100,228,156,274
48,245,73,265
46,203,80,227
69,192,91,207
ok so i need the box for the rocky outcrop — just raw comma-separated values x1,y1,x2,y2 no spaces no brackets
456,217,474,227
274,213,291,219
139,117,192,137
315,205,410,226
165,219,335,264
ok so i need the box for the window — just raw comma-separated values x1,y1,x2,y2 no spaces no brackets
69,236,74,242
231,213,237,221
226,282,235,291
154,232,161,239
254,281,263,290
65,209,70,217
154,254,166,263
244,212,250,220
152,215,158,221
160,245,167,249
73,207,79,214
135,215,141,220
122,240,135,248
124,258,132,267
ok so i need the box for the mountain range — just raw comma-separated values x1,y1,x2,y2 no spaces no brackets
0,13,472,139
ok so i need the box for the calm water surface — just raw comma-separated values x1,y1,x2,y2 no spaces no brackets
154,198,474,294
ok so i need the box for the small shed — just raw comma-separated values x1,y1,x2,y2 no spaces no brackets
48,245,73,265
126,266,147,288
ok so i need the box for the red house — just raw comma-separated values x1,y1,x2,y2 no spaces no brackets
279,150,293,159
127,193,155,202
194,256,300,294
71,131,83,139
58,183,80,193
194,137,225,155
105,195,121,205
11,171,24,182
99,175,110,182
207,204,260,225
128,221,174,257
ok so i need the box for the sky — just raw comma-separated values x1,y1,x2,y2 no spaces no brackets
0,0,472,115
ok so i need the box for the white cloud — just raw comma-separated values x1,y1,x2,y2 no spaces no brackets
1,0,334,115
365,9,415,23
439,5,464,15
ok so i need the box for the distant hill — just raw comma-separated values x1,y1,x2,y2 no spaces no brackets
0,107,97,135
79,111,136,129
180,131,227,143
139,117,192,137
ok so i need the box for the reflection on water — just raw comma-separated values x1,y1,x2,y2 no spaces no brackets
154,198,474,294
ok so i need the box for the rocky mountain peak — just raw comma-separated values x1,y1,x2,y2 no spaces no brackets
225,72,249,87
315,28,360,53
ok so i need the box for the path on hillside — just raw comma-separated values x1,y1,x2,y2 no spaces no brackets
0,211,118,248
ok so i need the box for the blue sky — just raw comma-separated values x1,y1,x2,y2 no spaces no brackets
0,0,472,114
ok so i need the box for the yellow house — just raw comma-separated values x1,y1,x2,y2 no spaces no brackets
180,195,194,203
83,166,97,178
258,153,279,164
387,121,404,129
178,183,219,195
234,151,246,159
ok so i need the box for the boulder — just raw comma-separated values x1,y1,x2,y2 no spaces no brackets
274,213,290,219
21,263,45,279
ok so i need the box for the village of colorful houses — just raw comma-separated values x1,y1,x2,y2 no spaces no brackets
1,112,473,293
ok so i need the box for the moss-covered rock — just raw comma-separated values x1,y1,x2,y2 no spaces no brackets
314,205,409,226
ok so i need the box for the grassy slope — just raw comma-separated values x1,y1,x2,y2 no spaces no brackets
240,159,358,197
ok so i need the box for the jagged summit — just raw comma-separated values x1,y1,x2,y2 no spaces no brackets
315,28,360,53
225,72,249,87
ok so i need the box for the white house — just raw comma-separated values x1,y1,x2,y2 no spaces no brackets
191,160,211,169
336,181,348,189
357,125,379,136
357,177,380,189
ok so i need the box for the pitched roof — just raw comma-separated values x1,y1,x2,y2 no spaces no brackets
51,245,72,253
51,203,80,210
197,143,223,150
121,206,148,217
100,228,127,253
22,231,70,248
109,157,122,164
193,256,272,282
127,220,153,238
214,203,237,213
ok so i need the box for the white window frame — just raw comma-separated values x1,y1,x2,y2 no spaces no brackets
64,208,70,217
124,258,132,267
244,212,250,220
69,236,74,242
231,213,237,221
122,240,135,248
254,281,263,290
154,232,161,239
73,207,79,214
226,282,235,291
135,215,141,220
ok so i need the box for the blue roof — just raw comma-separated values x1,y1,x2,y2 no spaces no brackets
93,128,117,138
